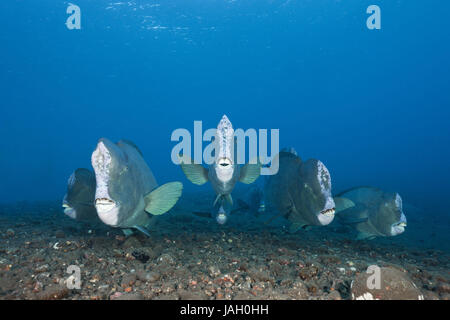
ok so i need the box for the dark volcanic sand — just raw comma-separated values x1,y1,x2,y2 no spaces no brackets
0,193,449,300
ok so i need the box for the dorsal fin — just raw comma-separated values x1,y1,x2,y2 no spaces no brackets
334,186,381,198
280,147,298,156
278,150,302,164
118,139,144,156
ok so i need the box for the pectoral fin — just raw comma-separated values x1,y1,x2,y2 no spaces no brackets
179,155,209,185
134,225,151,237
239,161,261,184
336,204,369,225
289,223,303,233
333,197,355,214
144,182,183,215
122,228,135,237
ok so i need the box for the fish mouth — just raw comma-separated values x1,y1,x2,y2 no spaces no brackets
95,198,116,213
317,195,336,225
62,203,77,219
215,157,234,182
217,157,232,167
95,198,120,227
320,207,335,217
391,222,406,235
391,213,407,235
216,213,228,225
317,203,335,225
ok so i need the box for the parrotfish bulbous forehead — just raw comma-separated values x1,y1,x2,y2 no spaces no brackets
300,159,335,225
214,115,235,183
91,138,122,226
216,115,234,163
315,161,335,225
390,193,407,236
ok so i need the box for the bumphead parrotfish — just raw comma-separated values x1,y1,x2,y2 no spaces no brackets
264,148,335,232
334,186,407,240
62,168,99,222
179,115,261,224
236,185,265,216
91,138,183,236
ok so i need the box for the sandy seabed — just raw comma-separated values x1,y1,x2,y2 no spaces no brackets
0,192,449,300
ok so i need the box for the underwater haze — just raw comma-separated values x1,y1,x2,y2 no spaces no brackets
1,1,449,210
1,1,450,218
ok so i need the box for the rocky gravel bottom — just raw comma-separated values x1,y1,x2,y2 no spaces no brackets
0,200,449,300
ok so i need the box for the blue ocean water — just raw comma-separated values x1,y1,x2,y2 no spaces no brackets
0,1,449,244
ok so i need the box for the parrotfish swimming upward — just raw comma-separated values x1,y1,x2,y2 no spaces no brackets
91,138,183,236
264,148,336,232
179,115,261,224
334,186,407,240
62,168,99,223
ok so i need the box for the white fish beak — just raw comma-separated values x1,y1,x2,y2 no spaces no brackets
215,206,228,224
216,213,228,224
63,205,77,219
391,212,407,236
391,223,406,236
215,157,234,182
95,198,120,227
317,196,335,225
320,207,336,217
217,157,232,167
318,208,335,225
95,198,116,213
